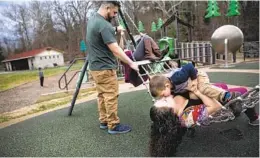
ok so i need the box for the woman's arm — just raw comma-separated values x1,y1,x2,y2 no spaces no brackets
192,88,222,115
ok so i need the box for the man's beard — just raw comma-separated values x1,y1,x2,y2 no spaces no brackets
107,13,114,22
107,17,112,22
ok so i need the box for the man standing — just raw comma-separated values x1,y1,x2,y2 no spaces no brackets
87,1,139,134
38,67,44,87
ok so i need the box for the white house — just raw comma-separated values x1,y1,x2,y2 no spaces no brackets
2,47,65,71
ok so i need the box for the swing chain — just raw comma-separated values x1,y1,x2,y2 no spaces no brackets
201,85,259,126
224,85,259,110
120,1,140,33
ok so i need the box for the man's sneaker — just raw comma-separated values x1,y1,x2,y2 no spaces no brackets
100,123,108,129
249,116,259,126
108,124,132,134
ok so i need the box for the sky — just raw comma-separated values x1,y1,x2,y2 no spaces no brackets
0,0,76,49
0,1,17,40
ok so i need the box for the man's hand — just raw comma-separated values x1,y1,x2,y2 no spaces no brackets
116,25,125,33
129,62,139,72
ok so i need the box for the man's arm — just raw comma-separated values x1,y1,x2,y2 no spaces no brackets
107,42,139,72
100,25,139,72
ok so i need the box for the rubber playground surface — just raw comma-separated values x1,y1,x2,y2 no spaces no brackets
0,63,259,157
211,61,259,69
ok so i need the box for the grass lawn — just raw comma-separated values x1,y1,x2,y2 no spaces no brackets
0,61,84,91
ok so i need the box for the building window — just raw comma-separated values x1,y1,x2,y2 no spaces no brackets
40,57,42,60
49,56,51,59
45,56,47,59
57,55,59,58
53,55,55,58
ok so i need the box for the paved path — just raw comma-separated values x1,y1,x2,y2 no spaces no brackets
0,71,93,114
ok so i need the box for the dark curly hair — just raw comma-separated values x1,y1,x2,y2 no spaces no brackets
149,106,186,157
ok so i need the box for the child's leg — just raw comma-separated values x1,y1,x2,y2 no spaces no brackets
143,36,160,60
197,70,226,102
213,83,228,90
149,37,162,57
133,38,145,61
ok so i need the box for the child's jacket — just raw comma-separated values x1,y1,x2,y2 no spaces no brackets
168,63,197,93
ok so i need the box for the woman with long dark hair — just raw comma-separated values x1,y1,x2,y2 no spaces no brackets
149,84,223,156
149,83,258,156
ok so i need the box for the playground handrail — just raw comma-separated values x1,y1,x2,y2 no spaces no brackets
58,57,86,91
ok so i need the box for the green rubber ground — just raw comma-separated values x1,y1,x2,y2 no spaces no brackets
211,61,259,69
208,72,259,88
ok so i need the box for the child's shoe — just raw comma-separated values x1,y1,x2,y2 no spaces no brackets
223,91,242,116
223,91,241,103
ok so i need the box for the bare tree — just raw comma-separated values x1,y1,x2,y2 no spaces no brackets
50,0,100,60
29,1,54,48
68,1,93,41
152,0,183,19
120,1,143,34
1,3,32,51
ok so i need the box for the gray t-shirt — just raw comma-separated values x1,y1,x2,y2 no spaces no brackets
86,13,117,71
39,71,44,78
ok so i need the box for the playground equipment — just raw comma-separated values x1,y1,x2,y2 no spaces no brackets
65,2,257,121
158,37,175,57
211,25,244,66
211,25,243,54
58,58,86,91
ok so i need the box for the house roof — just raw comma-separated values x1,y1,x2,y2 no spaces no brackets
2,47,62,62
